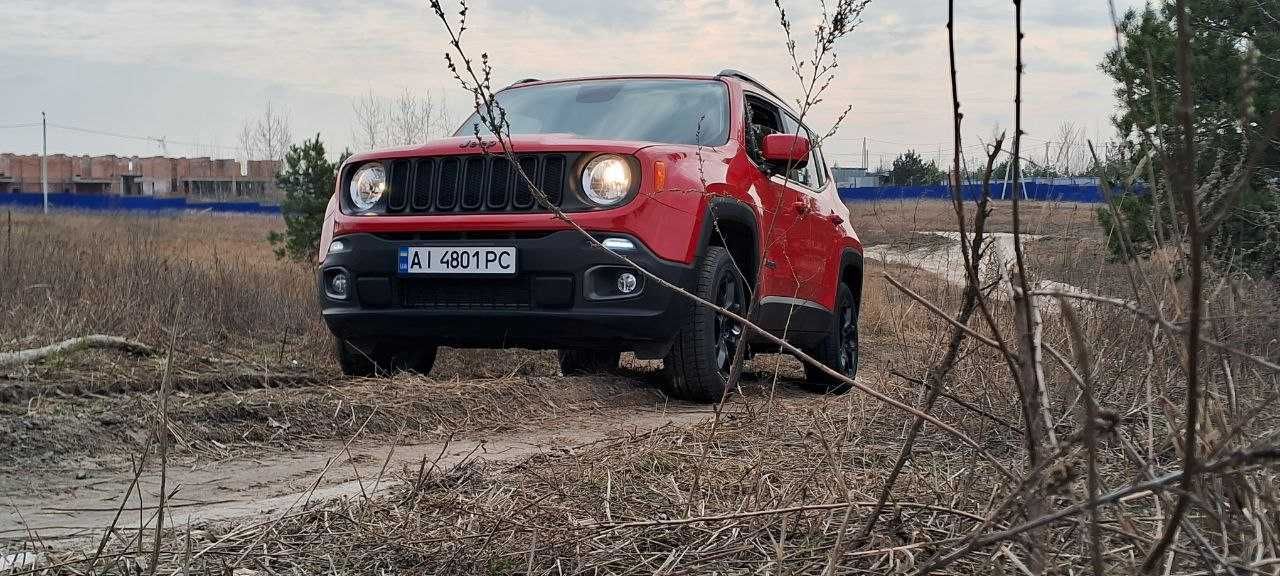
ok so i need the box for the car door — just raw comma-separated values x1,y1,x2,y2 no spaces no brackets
777,114,836,309
744,94,805,305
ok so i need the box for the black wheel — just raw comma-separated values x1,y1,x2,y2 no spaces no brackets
803,283,858,393
663,246,747,402
558,350,621,375
335,339,437,377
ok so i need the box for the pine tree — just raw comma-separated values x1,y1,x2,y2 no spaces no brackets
269,135,345,262
1098,0,1279,276
887,150,946,186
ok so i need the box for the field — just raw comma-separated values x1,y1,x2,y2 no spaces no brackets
1,201,1276,574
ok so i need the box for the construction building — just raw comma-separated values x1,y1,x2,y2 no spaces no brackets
0,154,280,199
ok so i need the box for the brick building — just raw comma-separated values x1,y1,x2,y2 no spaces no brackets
0,154,280,199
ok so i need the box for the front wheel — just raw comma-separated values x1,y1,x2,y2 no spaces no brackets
803,283,858,394
663,246,747,402
335,339,437,377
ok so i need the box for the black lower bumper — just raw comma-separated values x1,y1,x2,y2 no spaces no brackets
319,231,694,352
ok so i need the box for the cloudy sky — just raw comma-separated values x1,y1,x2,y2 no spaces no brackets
1,0,1143,168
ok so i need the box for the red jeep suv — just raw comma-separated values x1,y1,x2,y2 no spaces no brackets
317,71,864,401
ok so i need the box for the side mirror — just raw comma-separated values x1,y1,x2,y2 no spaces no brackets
761,133,810,173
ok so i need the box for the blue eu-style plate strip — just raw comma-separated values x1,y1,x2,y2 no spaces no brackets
398,247,410,273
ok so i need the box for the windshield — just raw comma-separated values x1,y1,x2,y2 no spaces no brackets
454,78,729,146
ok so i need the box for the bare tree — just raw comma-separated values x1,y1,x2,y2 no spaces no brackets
239,101,293,164
350,88,451,151
386,88,444,146
350,90,386,152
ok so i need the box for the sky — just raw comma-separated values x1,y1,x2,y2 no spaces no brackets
0,0,1145,169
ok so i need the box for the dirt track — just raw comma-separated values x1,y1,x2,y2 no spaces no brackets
0,355,817,546
0,231,984,549
1,398,713,544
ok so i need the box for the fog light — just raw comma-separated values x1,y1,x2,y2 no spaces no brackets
602,238,635,251
328,240,347,254
329,272,350,299
617,272,639,294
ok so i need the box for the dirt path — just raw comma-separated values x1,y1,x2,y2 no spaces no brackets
864,231,1101,314
1,402,715,545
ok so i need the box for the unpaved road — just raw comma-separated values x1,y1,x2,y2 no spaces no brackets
3,231,1032,549
1,401,714,544
864,231,1099,313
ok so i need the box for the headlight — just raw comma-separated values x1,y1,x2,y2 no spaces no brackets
581,155,632,206
349,163,386,212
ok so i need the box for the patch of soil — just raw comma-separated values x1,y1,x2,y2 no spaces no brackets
1,404,718,543
0,348,827,472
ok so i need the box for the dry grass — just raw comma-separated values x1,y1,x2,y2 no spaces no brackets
846,198,1103,247
0,209,328,369
2,203,1278,574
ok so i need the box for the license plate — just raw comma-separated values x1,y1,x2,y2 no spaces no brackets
398,246,517,275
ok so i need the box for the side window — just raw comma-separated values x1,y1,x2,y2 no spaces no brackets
780,114,818,188
808,127,828,187
745,95,783,166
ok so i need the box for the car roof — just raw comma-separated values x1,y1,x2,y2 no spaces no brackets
502,74,719,89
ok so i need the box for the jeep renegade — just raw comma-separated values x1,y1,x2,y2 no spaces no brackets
317,71,864,401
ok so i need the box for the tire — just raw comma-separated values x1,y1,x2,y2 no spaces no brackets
558,349,621,375
335,339,437,377
803,283,859,394
663,246,748,402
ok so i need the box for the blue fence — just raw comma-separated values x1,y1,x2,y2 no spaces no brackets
0,192,281,215
4,186,1105,213
840,183,1104,203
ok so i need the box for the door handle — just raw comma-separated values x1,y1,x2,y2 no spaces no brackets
792,201,809,214
827,213,845,225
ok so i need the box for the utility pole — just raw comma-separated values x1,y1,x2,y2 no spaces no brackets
41,112,48,214
862,137,868,170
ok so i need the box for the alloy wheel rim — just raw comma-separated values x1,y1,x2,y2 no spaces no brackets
839,305,856,374
714,274,744,377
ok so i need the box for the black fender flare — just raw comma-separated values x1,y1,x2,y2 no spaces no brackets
838,249,865,315
697,196,761,283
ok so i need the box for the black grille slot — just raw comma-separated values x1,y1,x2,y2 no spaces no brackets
387,160,410,212
411,159,434,210
487,157,511,209
540,155,565,206
512,156,539,209
368,153,574,215
401,277,531,310
436,158,460,210
461,157,485,210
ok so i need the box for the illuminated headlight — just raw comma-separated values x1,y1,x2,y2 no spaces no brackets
349,163,386,212
581,155,632,206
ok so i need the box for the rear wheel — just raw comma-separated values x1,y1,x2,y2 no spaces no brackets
557,350,621,375
663,246,747,402
335,339,437,377
803,283,858,393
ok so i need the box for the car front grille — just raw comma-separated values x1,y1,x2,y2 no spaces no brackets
399,277,532,310
383,154,572,215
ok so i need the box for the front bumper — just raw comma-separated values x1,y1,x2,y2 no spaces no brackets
319,230,694,351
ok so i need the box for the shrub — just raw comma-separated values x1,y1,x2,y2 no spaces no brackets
269,135,345,262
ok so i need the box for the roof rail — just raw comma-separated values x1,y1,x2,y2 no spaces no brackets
501,78,541,90
715,69,792,111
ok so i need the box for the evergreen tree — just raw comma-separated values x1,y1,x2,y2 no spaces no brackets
1098,0,1279,276
269,134,345,262
887,150,946,186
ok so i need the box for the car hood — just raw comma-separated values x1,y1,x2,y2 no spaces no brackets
345,134,656,164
